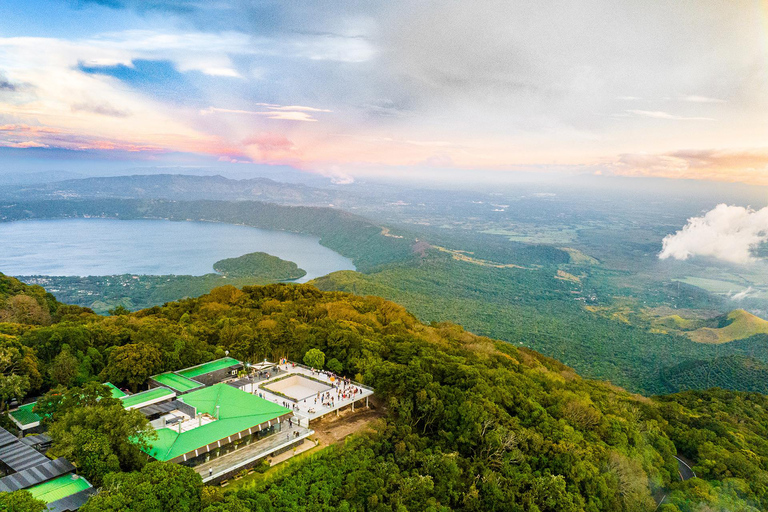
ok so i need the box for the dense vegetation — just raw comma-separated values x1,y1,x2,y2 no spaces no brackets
660,355,768,394
313,256,768,395
212,252,305,280
1,274,767,510
5,197,759,396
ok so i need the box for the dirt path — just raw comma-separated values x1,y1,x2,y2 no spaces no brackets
310,404,385,446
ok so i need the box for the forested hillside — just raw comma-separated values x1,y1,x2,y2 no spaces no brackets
1,274,766,511
312,257,768,395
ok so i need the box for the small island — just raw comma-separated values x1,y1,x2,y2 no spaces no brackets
20,252,306,314
213,252,307,281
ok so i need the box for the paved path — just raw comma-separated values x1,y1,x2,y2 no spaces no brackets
195,424,313,482
675,455,696,481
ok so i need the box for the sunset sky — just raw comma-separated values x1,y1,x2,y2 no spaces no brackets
0,0,767,184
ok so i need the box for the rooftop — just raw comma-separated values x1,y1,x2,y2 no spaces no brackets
104,382,127,399
144,383,290,462
9,403,40,428
27,474,91,504
120,387,175,410
151,372,203,393
176,357,241,379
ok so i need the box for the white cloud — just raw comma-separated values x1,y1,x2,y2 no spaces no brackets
200,105,330,122
659,204,768,264
626,110,715,121
730,287,754,301
682,95,726,103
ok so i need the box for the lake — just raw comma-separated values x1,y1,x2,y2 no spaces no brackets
0,219,355,283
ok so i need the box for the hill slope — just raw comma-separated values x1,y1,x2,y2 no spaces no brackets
660,354,768,393
3,282,768,510
689,309,768,344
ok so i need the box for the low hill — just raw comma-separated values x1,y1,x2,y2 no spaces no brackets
213,252,306,280
689,309,768,344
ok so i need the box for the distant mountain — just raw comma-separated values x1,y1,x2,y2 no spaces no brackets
0,174,339,206
0,170,85,185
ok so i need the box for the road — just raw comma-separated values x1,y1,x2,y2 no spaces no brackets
675,455,696,481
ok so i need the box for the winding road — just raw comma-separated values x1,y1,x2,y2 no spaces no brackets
675,455,696,481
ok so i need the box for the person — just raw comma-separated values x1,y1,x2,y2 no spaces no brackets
209,468,212,478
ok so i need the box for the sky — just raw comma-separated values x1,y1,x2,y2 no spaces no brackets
0,0,767,185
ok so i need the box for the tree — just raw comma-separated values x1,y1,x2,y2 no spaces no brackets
303,348,325,369
0,490,46,512
80,462,203,512
327,357,344,374
46,383,155,485
0,339,41,410
48,348,79,387
104,343,161,392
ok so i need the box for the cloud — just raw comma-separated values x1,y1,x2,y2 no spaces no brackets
242,133,296,160
626,109,715,121
200,105,329,122
71,101,131,117
659,204,768,264
730,287,754,301
613,149,768,185
254,103,331,113
419,153,454,167
0,76,16,91
682,95,726,103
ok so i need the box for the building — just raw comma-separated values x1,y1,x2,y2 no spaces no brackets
0,426,94,511
140,383,292,467
8,382,129,435
148,357,242,394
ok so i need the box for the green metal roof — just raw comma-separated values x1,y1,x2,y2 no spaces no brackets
27,474,91,503
176,357,241,379
120,387,175,410
151,372,203,393
104,382,128,398
143,384,290,462
9,403,40,427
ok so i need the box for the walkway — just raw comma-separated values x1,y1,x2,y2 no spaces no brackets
195,424,313,483
232,363,374,423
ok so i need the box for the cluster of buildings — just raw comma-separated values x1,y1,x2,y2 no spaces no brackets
4,356,374,508
0,428,94,512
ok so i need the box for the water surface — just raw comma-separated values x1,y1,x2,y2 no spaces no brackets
0,219,355,283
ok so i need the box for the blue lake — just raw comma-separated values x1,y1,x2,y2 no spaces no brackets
0,219,355,283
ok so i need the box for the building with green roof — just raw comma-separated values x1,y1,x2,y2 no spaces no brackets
119,387,176,410
9,403,41,433
149,372,204,394
142,383,291,465
104,382,128,399
27,473,94,511
175,357,243,385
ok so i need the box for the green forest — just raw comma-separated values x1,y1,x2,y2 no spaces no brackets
1,273,767,511
4,198,766,396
